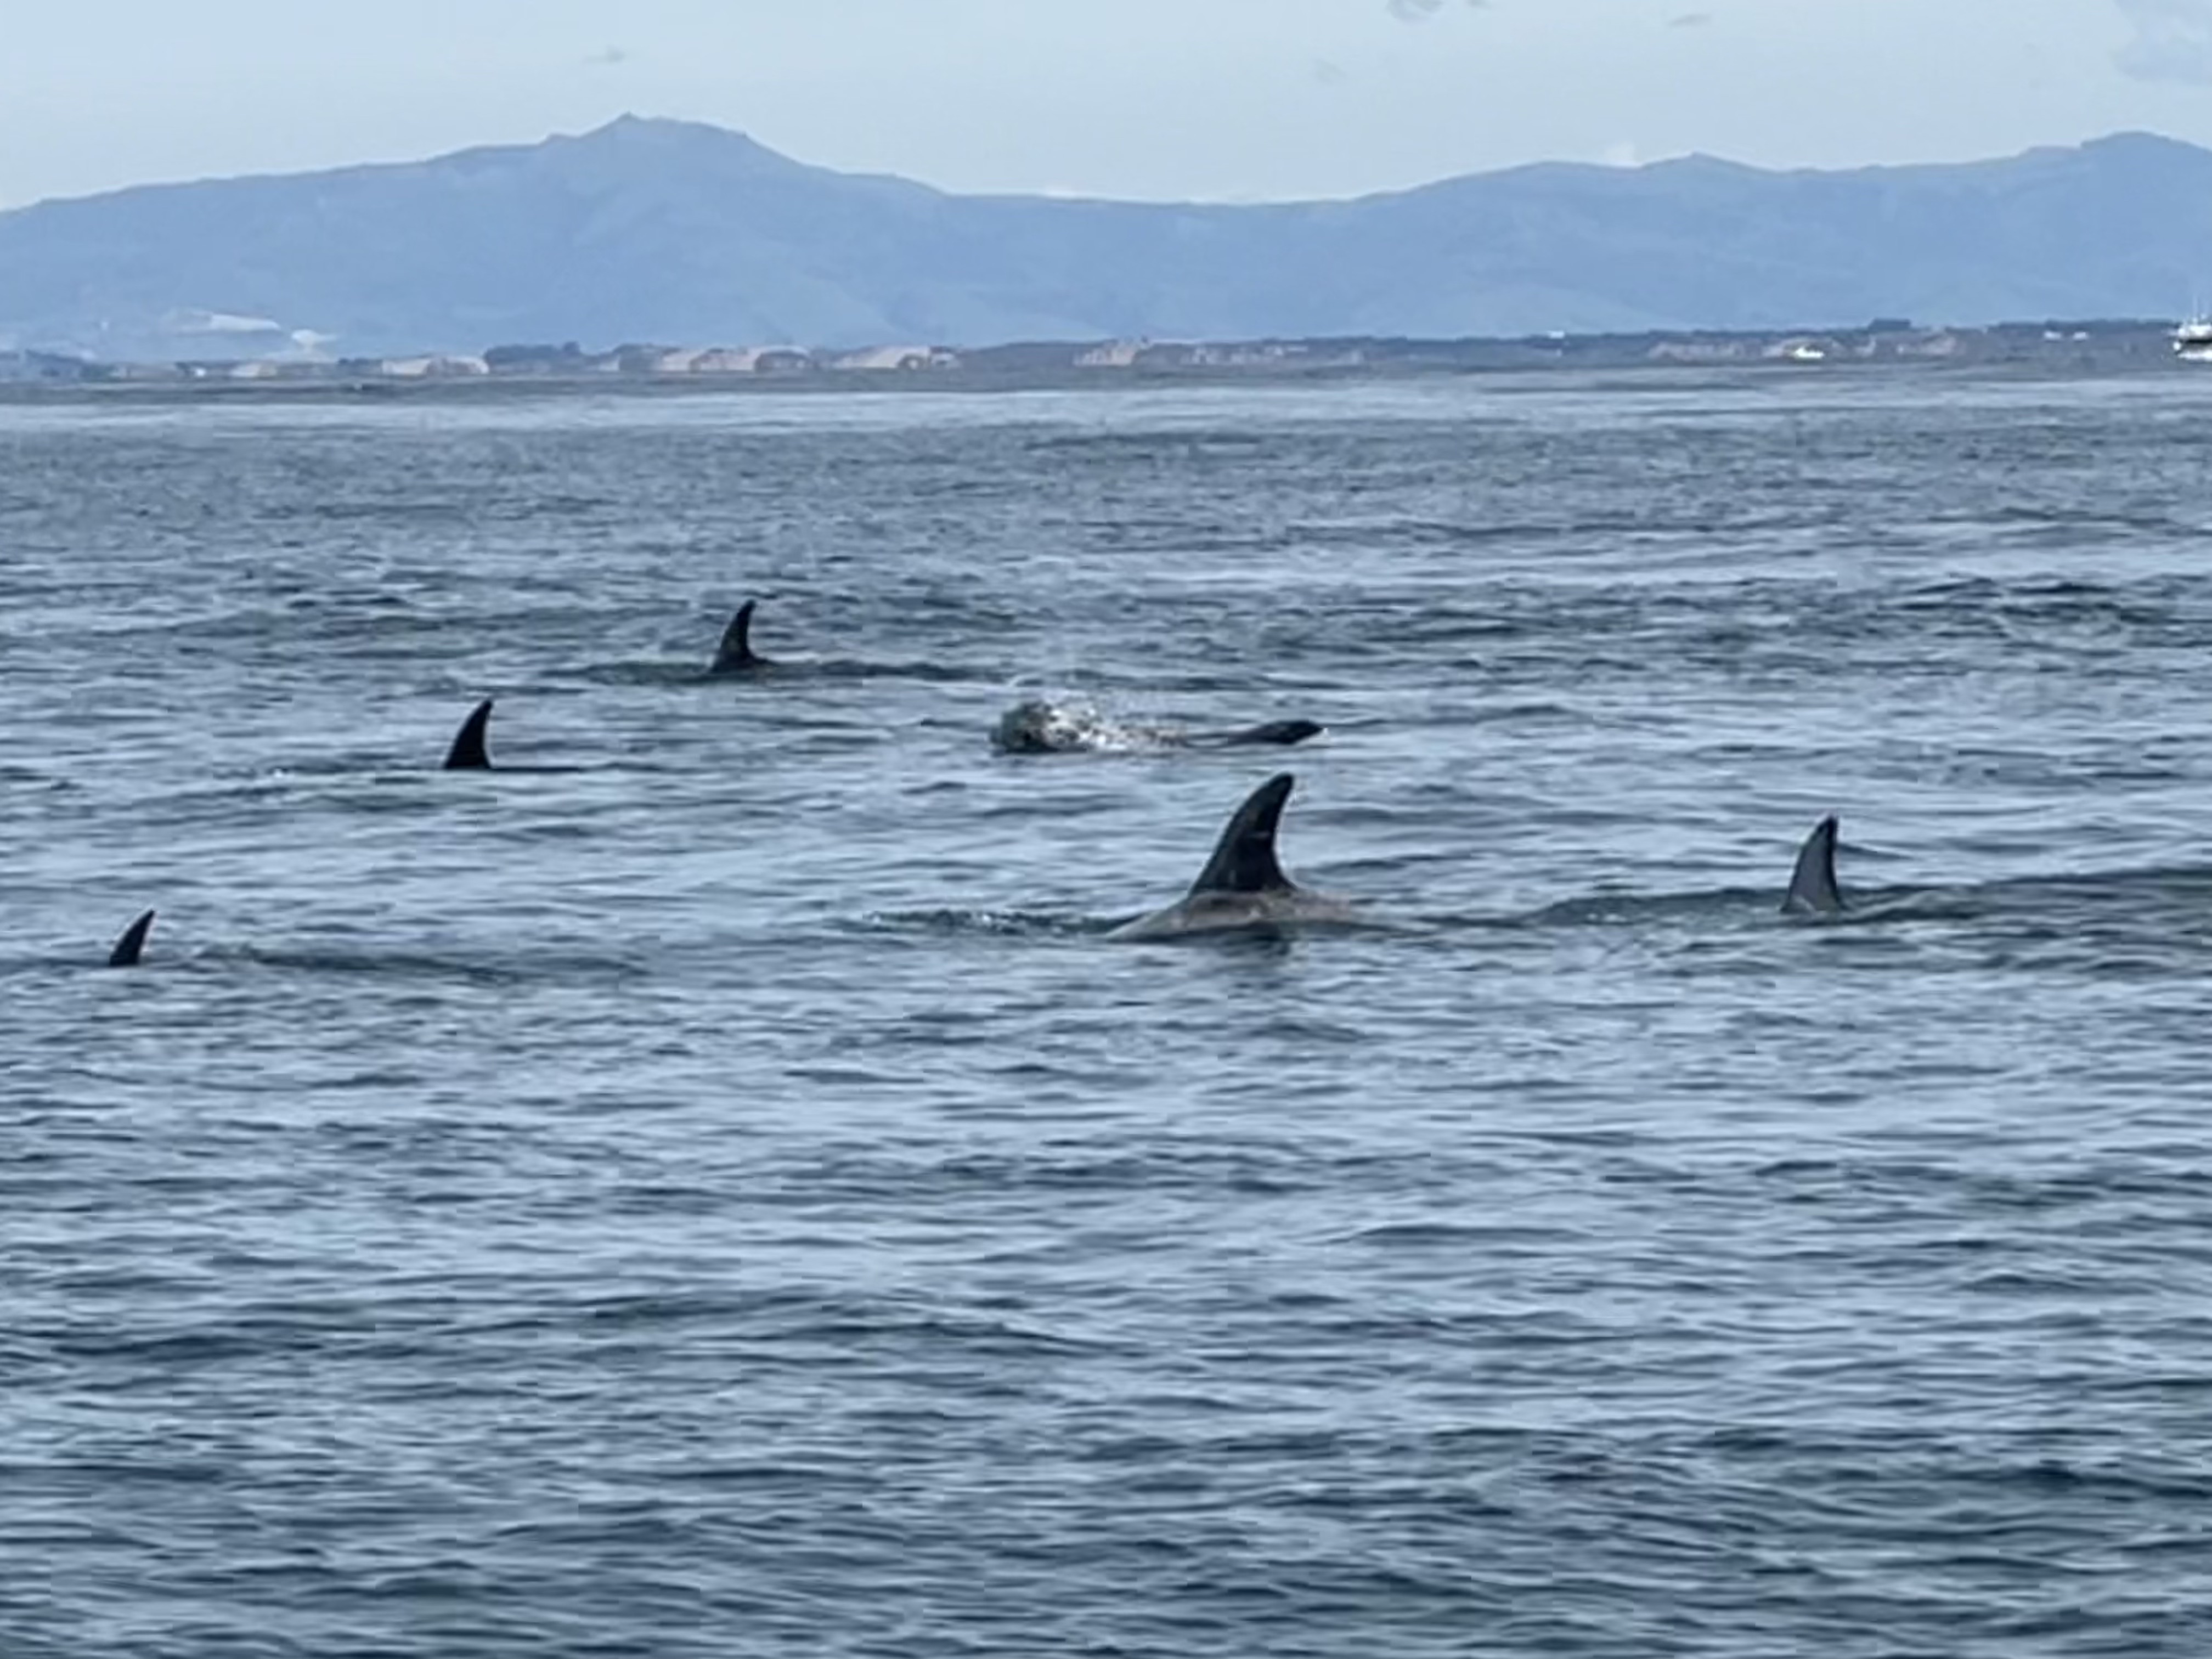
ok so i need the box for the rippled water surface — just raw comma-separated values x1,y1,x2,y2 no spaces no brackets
7,370,2212,1656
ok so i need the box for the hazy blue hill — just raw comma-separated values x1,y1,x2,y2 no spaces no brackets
3,117,2210,359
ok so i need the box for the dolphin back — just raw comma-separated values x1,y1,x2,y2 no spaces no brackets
1782,814,1845,915
444,699,494,770
1217,719,1324,748
1189,772,1298,895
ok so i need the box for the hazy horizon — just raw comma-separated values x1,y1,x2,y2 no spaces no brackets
7,110,2207,219
7,1,2212,211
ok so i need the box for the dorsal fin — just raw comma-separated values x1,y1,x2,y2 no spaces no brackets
711,600,761,674
108,908,155,968
444,698,493,770
1782,814,1845,915
1189,773,1299,895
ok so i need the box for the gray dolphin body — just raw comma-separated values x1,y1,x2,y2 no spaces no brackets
1782,815,1846,915
1110,772,1363,941
710,601,771,675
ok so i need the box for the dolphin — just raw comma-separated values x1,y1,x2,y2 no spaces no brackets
710,600,771,675
444,698,494,770
108,909,156,968
1111,772,1363,941
1782,814,1845,915
992,700,1325,755
437,698,580,774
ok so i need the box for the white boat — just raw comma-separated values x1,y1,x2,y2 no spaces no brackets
2175,317,2212,360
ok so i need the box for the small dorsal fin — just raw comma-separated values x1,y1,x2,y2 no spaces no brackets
1189,773,1299,895
444,698,494,770
1782,814,1845,915
711,600,761,674
108,908,156,968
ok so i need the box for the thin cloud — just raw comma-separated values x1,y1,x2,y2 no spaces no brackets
586,45,631,68
1670,10,1714,26
2114,0,2212,84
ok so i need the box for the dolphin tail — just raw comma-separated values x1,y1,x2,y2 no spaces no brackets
711,601,759,673
1782,815,1845,915
444,698,494,770
108,908,156,968
1189,773,1298,895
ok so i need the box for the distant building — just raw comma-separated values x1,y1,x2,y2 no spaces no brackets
1076,340,1147,368
380,354,490,378
104,360,187,382
693,346,813,374
1647,337,1753,363
831,345,956,371
484,342,590,374
1178,342,1313,368
1891,331,1963,358
589,345,811,375
603,343,676,374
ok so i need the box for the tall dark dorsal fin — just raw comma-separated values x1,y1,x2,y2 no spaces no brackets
1782,814,1845,915
711,601,761,674
444,698,494,770
1189,773,1299,895
108,909,156,968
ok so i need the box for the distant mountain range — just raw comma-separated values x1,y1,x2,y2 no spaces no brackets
4,116,2211,361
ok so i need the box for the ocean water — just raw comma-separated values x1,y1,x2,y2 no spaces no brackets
4,369,2211,1657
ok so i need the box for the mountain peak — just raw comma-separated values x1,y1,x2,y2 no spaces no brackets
552,114,809,173
580,112,743,144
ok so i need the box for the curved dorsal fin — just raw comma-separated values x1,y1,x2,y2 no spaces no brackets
1782,814,1844,914
711,600,760,674
444,698,494,770
108,908,156,968
1189,773,1298,895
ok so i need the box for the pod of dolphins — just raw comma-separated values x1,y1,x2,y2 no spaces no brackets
84,598,1855,968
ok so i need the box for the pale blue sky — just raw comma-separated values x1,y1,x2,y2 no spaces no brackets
4,0,2211,208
